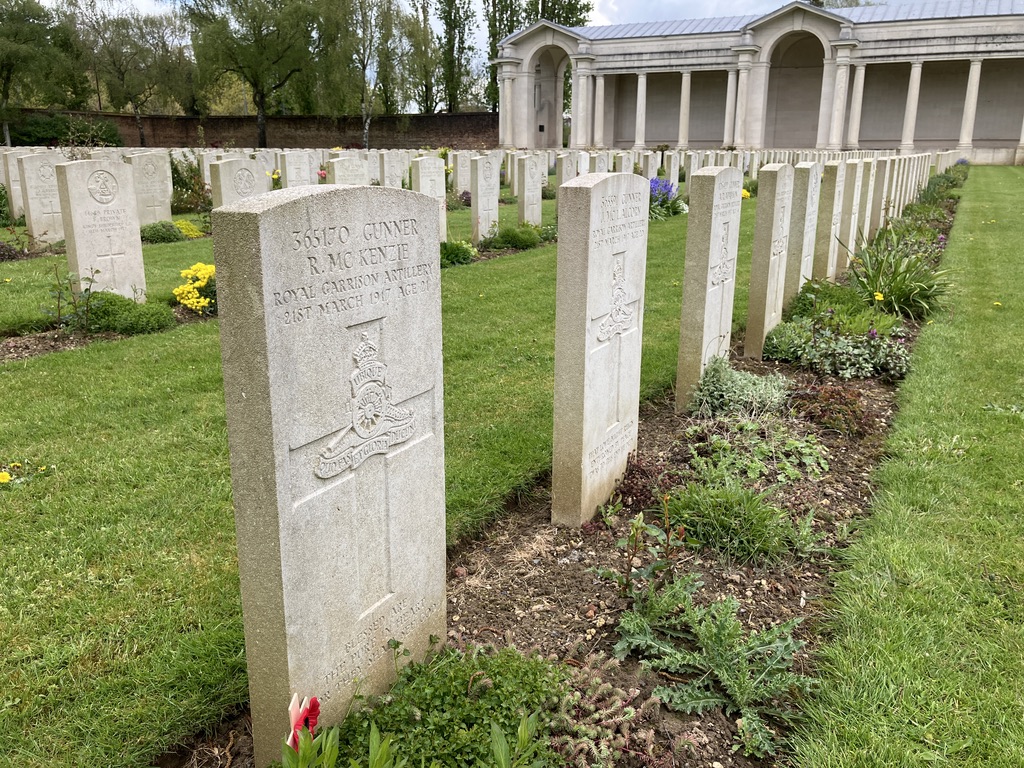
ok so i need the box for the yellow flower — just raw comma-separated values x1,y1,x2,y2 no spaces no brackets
37,466,47,472
741,188,751,199
994,301,1002,307
874,292,884,301
0,472,11,484
3,278,10,283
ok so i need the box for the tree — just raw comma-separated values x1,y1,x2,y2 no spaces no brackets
523,0,591,27
375,0,409,116
405,0,439,114
186,0,315,147
0,0,51,145
483,0,524,111
437,0,475,112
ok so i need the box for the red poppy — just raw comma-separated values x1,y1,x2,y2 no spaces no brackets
286,695,320,751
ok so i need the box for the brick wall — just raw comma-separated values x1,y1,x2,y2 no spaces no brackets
26,109,499,150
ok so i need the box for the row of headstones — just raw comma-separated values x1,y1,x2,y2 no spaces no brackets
0,148,159,299
0,146,173,245
210,146,934,766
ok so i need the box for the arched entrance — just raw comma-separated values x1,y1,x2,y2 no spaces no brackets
529,45,570,149
763,32,825,148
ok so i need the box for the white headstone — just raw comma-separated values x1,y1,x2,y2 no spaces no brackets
553,172,650,527
411,156,447,242
127,151,173,225
745,163,793,360
57,159,146,299
214,185,446,768
785,161,821,307
211,157,269,209
675,166,743,409
471,154,500,244
326,157,371,186
517,154,543,226
18,152,64,243
279,151,317,188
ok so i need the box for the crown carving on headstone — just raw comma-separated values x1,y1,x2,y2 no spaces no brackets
353,333,379,368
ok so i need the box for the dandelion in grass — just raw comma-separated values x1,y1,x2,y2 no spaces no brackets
874,291,884,301
994,302,1003,307
742,188,751,199
0,472,10,484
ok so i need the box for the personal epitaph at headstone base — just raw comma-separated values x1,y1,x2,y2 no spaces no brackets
552,173,650,527
214,185,446,768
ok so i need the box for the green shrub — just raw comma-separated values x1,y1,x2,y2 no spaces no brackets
0,184,11,228
335,645,565,767
170,151,212,214
446,190,467,210
689,356,789,418
796,323,911,381
86,293,176,335
664,482,816,565
9,112,122,148
784,279,865,322
763,320,811,362
540,184,556,200
849,228,951,318
439,239,477,267
479,225,541,252
139,221,186,244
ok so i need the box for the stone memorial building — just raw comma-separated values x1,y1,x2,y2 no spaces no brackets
497,0,1024,163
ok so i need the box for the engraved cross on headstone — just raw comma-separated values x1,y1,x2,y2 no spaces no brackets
144,194,163,222
40,199,62,236
95,235,127,287
590,253,638,428
705,220,736,362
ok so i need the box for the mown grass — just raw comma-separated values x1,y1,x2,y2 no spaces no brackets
792,166,1024,766
0,191,757,766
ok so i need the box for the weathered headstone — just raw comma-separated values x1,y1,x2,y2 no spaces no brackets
590,153,609,174
745,163,793,360
517,154,542,226
279,151,317,188
556,154,577,188
839,159,863,267
3,149,34,220
211,157,269,209
411,156,447,242
127,151,173,225
553,172,650,527
812,160,845,281
18,152,63,244
214,185,446,768
663,151,681,187
784,161,821,306
675,166,743,410
57,159,146,299
380,151,406,189
471,154,499,244
326,156,371,186
450,151,472,194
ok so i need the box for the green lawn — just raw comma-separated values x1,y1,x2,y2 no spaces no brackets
792,165,1024,766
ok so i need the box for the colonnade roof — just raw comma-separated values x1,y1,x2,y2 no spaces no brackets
538,0,1024,44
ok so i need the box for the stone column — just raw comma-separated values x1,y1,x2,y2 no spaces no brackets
633,72,648,149
677,71,691,148
900,61,923,154
594,74,606,148
499,75,513,148
723,68,738,147
816,60,836,149
828,58,851,150
555,68,567,149
847,64,866,148
570,66,584,149
735,64,751,148
578,69,592,148
957,58,983,151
